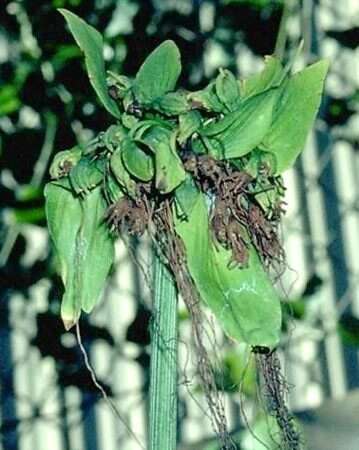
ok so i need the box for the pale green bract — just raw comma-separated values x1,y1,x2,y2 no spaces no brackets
45,181,114,329
260,60,329,174
59,9,122,119
155,140,186,194
174,191,282,348
240,55,285,99
133,40,182,104
121,138,154,182
199,88,278,160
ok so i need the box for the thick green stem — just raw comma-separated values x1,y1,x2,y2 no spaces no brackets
149,254,178,450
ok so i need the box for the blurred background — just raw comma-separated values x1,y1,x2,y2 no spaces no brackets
0,0,359,449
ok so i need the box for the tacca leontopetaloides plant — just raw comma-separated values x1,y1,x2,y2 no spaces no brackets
44,9,328,450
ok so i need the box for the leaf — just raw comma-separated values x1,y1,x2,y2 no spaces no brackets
45,181,114,329
75,187,114,315
133,122,173,151
215,68,240,112
133,40,181,104
152,91,190,116
240,55,284,99
155,140,186,194
134,124,186,193
49,146,82,179
103,173,124,204
174,175,200,218
260,60,329,173
110,148,137,197
69,156,105,195
45,180,82,327
59,9,122,119
201,88,278,159
174,193,281,347
121,138,154,182
177,110,202,145
100,124,128,152
188,80,224,113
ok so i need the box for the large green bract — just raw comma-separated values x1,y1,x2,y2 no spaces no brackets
133,40,182,104
174,192,282,347
45,181,114,329
199,88,278,159
47,10,328,344
59,9,121,119
260,59,329,173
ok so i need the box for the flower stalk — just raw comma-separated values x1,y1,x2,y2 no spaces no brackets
148,253,178,450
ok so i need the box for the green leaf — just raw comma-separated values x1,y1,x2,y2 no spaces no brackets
45,180,82,326
152,91,189,116
45,181,114,329
201,88,278,159
49,146,82,179
134,124,186,193
260,60,329,173
174,175,200,218
121,138,154,182
130,119,173,143
100,124,127,152
75,186,114,315
177,111,202,145
240,55,284,99
69,156,105,195
110,147,137,197
188,81,224,113
103,173,124,204
133,122,174,151
59,9,121,119
133,40,181,104
155,140,186,194
215,68,240,112
174,193,281,347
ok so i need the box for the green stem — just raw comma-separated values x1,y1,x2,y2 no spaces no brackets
274,0,292,61
149,253,178,450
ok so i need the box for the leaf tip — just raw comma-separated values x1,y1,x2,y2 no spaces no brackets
61,307,80,331
62,317,78,331
57,8,71,18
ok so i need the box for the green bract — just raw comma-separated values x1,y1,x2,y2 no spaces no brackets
133,40,182,105
121,138,154,182
260,59,329,173
174,192,282,347
240,55,284,99
69,156,105,195
215,68,241,112
198,88,278,159
49,146,82,179
59,9,121,119
110,148,137,197
45,181,114,329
